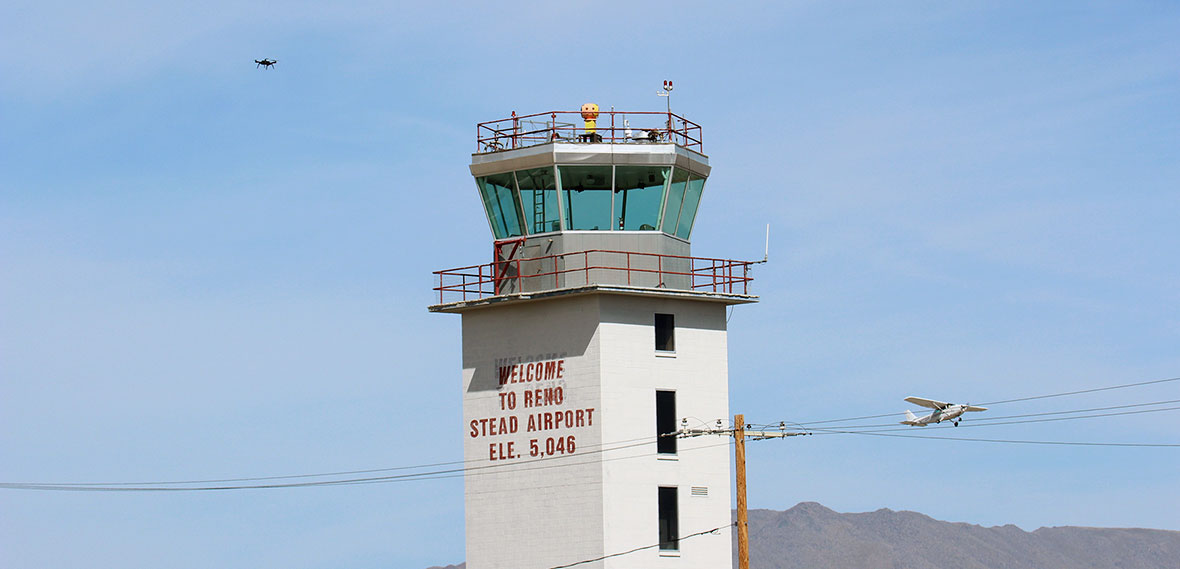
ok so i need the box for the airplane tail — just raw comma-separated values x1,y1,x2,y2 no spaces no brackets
900,410,919,425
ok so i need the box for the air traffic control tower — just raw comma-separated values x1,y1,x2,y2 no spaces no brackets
430,107,758,569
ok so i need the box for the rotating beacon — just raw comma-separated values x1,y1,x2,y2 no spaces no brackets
430,100,759,569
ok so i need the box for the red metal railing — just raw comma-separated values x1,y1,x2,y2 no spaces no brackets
433,249,753,304
476,110,703,154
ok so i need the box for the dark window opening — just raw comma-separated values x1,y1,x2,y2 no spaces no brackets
658,486,680,551
655,313,675,351
656,390,677,455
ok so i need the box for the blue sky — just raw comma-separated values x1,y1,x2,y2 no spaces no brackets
2,2,1178,568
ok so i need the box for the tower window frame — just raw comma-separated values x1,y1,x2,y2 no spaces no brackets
656,390,677,455
658,486,680,552
655,313,675,352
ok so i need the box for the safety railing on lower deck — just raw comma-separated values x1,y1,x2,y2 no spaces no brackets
433,250,754,304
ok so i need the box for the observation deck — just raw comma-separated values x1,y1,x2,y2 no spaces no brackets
430,109,757,312
476,110,702,154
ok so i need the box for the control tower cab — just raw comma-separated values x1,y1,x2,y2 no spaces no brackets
431,107,758,569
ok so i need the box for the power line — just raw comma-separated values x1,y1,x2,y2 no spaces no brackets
0,438,735,493
810,429,1180,447
788,411,899,426
805,399,1180,431
338,440,736,496
978,376,1180,406
7,459,469,488
790,375,1180,427
0,433,662,489
969,399,1180,422
458,440,733,497
548,522,734,569
0,437,655,491
8,376,1176,491
806,405,1180,437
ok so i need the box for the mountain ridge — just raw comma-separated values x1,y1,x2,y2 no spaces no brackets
430,501,1180,569
743,502,1180,569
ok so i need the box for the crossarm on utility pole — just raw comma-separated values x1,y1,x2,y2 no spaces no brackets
745,430,810,439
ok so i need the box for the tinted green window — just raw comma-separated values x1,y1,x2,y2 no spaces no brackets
675,175,706,239
477,173,524,239
661,168,690,234
559,165,613,230
614,166,669,231
516,167,561,234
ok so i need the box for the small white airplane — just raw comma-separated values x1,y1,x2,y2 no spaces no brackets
900,396,987,427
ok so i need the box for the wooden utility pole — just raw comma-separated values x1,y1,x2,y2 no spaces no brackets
676,415,808,569
735,413,750,569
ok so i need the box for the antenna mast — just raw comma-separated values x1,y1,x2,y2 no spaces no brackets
658,80,674,134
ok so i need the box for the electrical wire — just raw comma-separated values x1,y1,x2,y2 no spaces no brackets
809,429,1180,447
323,440,737,495
806,405,1180,436
0,438,736,493
977,376,1180,406
789,376,1180,427
456,440,736,497
548,522,735,569
969,399,1180,422
804,399,1180,431
9,459,470,488
7,376,1176,491
0,437,657,491
788,411,901,426
0,433,662,488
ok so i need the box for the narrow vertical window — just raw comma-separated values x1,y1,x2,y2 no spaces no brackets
655,313,675,352
656,390,677,455
658,487,680,551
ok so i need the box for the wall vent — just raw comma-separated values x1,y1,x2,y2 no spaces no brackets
690,486,708,497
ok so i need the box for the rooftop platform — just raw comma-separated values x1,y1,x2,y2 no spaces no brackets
476,110,703,154
470,141,710,179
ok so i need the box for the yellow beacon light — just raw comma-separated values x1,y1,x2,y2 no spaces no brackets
580,102,599,134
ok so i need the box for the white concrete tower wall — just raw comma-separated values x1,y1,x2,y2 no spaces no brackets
461,295,606,569
459,293,733,569
597,295,733,569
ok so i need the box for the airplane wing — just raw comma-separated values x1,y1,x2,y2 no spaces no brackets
964,405,988,412
904,396,950,410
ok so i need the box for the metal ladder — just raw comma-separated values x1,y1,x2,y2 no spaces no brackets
532,188,546,233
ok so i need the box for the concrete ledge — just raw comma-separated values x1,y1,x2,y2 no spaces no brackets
428,284,758,314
